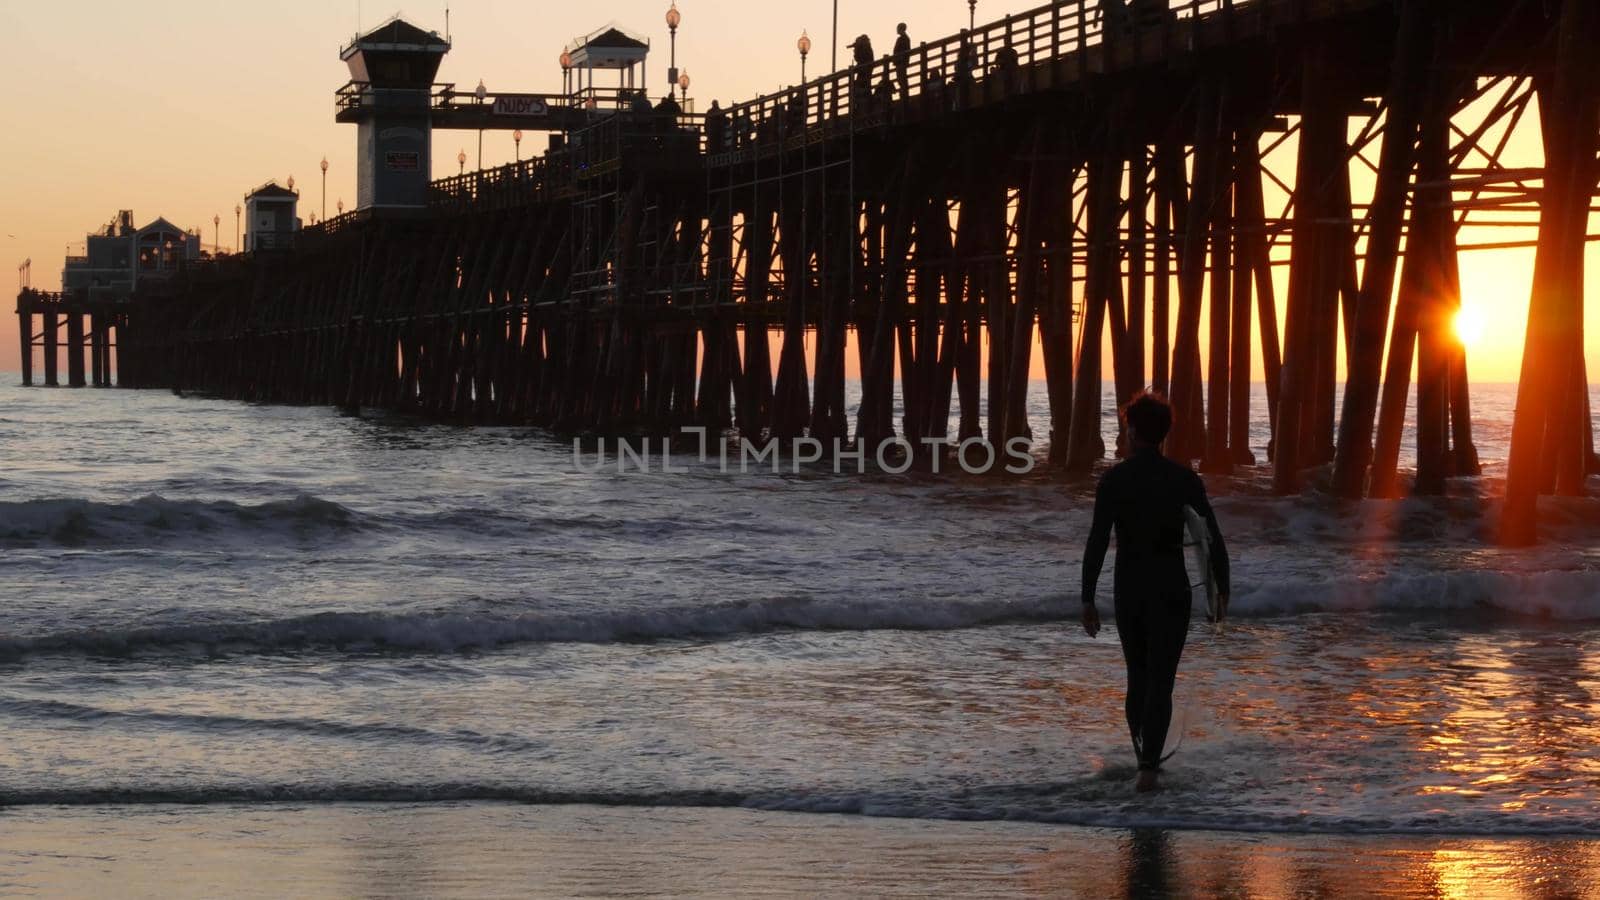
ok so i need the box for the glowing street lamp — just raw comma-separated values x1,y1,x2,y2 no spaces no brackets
320,156,329,221
513,129,523,162
337,199,345,216
560,48,573,98
474,80,488,168
798,30,811,82
678,70,690,103
234,204,241,252
287,174,296,192
213,214,220,253
665,2,682,93
458,149,468,175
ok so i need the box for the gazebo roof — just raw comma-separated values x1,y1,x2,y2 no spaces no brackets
246,182,298,201
567,23,650,69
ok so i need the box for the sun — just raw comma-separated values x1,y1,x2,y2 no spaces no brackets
1453,306,1486,348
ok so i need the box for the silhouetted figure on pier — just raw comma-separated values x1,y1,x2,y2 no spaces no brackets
705,100,727,152
874,68,895,111
1081,392,1230,794
1105,0,1174,42
1100,0,1132,36
892,23,912,98
851,35,876,111
924,66,947,112
954,32,980,88
656,93,681,118
785,89,806,134
629,90,654,116
993,39,1020,89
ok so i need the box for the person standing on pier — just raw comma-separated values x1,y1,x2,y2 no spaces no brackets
954,31,979,87
892,23,912,99
850,35,876,111
705,101,727,152
1080,392,1230,793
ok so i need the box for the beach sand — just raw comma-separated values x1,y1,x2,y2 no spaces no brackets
2,803,1596,898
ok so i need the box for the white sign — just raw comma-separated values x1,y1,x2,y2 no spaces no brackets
492,96,549,117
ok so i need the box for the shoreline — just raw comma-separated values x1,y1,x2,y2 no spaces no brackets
3,802,1596,898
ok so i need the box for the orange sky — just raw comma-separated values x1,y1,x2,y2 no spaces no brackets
1,1,1595,384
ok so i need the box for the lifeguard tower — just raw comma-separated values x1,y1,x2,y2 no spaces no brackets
337,17,451,210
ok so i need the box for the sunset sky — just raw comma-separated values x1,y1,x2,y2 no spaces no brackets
1,0,1596,383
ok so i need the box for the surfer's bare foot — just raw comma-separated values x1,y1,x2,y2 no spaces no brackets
1135,770,1160,793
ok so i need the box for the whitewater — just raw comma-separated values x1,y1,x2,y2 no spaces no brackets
3,378,1600,841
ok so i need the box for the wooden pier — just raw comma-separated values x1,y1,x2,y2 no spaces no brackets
19,0,1600,544
15,291,122,390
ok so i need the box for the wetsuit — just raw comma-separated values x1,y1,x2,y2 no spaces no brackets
1082,446,1229,771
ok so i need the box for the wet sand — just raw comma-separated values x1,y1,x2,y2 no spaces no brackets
2,803,1597,898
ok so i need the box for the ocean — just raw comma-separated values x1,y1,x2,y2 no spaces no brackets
3,377,1599,896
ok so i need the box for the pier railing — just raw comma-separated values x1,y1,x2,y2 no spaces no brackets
714,0,1380,157
311,0,1385,224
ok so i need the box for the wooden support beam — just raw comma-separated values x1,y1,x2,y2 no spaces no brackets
1274,46,1346,493
910,193,949,447
1371,98,1453,499
1041,170,1076,468
1152,139,1176,398
17,311,31,386
1172,85,1220,464
1504,0,1600,543
984,185,1012,447
1442,219,1481,479
42,311,59,387
1332,0,1429,497
1204,119,1236,475
1229,130,1259,466
1005,131,1049,448
88,314,101,387
953,189,983,442
1067,144,1119,472
1127,143,1149,395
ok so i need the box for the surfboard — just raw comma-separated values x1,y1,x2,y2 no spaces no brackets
1182,505,1221,622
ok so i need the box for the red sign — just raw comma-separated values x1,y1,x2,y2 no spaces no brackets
492,95,550,117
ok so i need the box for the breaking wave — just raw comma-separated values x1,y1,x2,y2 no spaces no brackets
4,568,1600,662
0,494,362,547
1232,568,1600,620
0,595,1071,660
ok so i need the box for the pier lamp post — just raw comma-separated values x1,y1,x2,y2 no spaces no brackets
320,157,329,221
287,175,295,193
213,215,220,254
234,204,241,252
514,129,523,162
798,30,811,82
458,149,468,176
475,80,488,168
561,49,573,100
337,199,345,216
665,2,681,94
678,70,690,104
968,0,977,30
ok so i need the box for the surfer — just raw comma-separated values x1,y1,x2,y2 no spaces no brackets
1080,392,1230,793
